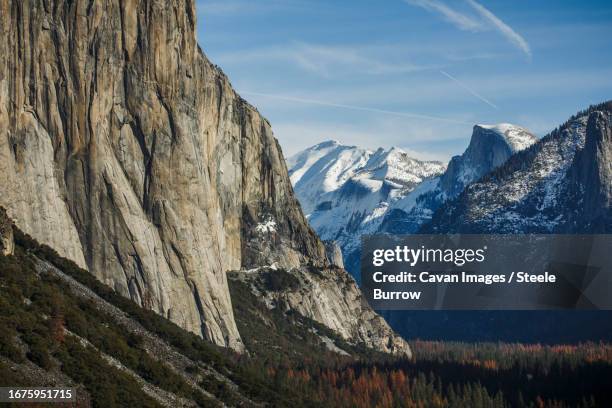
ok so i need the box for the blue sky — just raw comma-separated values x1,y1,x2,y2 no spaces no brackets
195,0,612,160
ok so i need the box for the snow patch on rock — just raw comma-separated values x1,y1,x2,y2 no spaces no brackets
255,219,277,234
477,123,538,153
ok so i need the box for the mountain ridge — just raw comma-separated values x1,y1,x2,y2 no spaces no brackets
422,101,612,234
289,124,536,276
379,101,612,346
288,141,446,276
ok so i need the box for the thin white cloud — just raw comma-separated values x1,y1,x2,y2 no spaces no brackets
439,70,498,109
466,0,532,58
405,0,482,31
405,0,531,58
215,42,433,77
292,43,430,76
240,91,473,125
231,67,612,115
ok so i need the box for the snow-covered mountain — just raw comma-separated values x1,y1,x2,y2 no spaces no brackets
422,102,612,233
288,141,444,212
380,123,538,235
288,103,612,345
287,141,446,274
287,125,537,277
384,102,612,347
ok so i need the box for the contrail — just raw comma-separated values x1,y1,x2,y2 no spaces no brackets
405,0,481,32
240,91,473,125
466,0,532,59
405,0,531,60
439,70,499,109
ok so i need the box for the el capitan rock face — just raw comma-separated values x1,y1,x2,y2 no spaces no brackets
1,0,250,351
0,0,408,355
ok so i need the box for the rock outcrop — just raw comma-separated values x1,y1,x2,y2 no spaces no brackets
230,266,411,356
0,0,408,355
0,207,14,256
566,109,612,231
439,124,537,198
324,241,344,269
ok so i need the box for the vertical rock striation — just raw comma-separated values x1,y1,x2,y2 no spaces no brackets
567,109,612,230
0,0,407,355
0,0,245,349
324,241,345,269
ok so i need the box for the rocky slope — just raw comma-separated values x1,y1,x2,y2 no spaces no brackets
0,0,407,355
4,229,396,407
288,141,446,275
422,102,612,233
230,265,408,354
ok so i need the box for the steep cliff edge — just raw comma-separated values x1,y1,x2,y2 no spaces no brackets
566,109,612,231
438,124,537,198
0,0,407,355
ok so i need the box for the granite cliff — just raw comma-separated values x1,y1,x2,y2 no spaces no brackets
0,0,408,355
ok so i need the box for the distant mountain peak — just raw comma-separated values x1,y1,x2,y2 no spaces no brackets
433,123,537,199
288,122,538,276
423,103,612,234
474,123,537,153
287,141,447,276
313,139,342,149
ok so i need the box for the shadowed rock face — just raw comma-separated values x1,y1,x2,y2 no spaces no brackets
568,111,612,230
439,125,537,198
0,207,14,256
0,0,408,355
